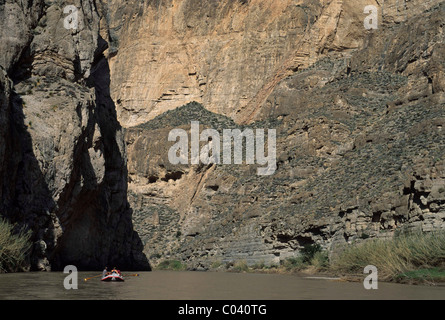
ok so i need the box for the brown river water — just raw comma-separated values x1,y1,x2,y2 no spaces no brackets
0,271,443,300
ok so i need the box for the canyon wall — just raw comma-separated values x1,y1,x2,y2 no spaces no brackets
106,0,443,127
0,0,149,271
1,0,444,271
111,0,445,268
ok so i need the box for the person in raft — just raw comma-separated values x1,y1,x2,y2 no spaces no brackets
111,267,121,275
102,267,108,277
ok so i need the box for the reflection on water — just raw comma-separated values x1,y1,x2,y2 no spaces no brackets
0,271,443,300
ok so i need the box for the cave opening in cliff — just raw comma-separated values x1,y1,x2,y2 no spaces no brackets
161,171,184,182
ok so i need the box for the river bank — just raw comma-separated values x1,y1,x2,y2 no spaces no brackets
2,216,444,287
155,258,445,286
155,230,445,286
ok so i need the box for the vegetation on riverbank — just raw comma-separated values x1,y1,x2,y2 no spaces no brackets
330,230,445,284
155,259,187,271
210,243,330,275
208,231,445,285
0,219,31,273
396,268,445,284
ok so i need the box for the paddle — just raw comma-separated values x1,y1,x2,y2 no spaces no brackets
84,274,103,282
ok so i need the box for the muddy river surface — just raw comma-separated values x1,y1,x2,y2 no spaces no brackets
0,271,443,300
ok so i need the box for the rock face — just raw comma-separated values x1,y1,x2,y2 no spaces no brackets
106,0,444,127
0,0,149,271
1,0,444,272
119,0,445,268
105,0,324,126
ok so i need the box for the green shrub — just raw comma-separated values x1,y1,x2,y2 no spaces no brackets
250,260,266,270
300,243,323,263
281,256,307,271
281,244,328,272
310,250,329,270
0,219,31,273
232,260,249,272
156,259,186,271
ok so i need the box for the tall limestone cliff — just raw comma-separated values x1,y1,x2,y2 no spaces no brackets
105,0,444,127
104,0,445,268
1,0,444,271
0,0,149,271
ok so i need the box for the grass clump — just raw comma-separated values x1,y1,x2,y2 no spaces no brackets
310,250,330,270
281,256,306,271
396,268,445,284
210,260,223,269
156,259,187,271
282,244,329,272
330,231,445,283
232,260,249,272
0,219,32,273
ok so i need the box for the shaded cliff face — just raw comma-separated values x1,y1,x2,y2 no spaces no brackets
0,0,149,271
119,0,445,268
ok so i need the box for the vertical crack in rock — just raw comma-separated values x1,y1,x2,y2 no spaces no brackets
0,0,150,271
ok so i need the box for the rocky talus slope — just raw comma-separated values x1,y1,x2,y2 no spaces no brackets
120,1,445,268
0,0,149,271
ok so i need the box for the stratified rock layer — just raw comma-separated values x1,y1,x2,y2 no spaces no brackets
122,1,445,269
